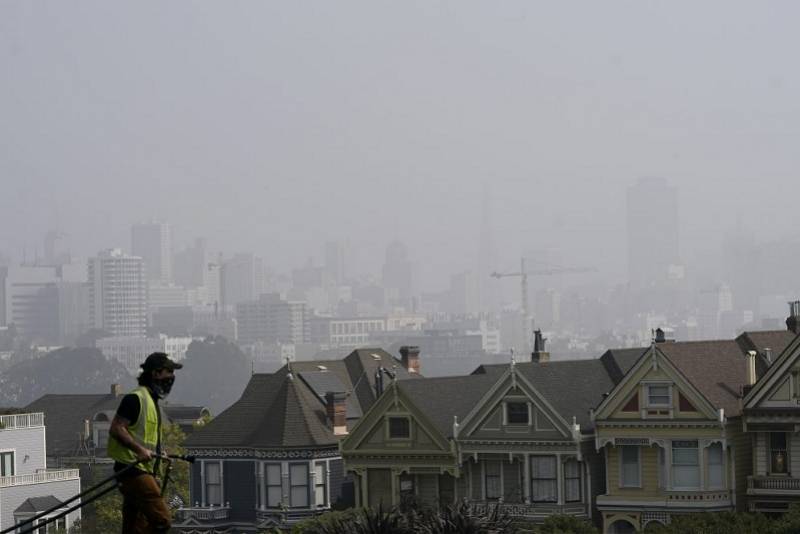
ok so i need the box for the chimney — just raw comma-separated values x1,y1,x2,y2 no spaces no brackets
532,330,549,363
400,346,420,374
746,350,757,386
325,391,348,436
110,384,123,397
787,301,800,335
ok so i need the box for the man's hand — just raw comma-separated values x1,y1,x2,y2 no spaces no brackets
135,447,155,463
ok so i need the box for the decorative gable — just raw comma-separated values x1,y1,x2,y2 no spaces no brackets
458,366,572,441
744,335,800,411
341,383,451,455
594,346,719,423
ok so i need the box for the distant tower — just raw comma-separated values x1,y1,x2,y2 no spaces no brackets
88,249,148,337
382,241,414,302
626,178,679,289
477,186,500,312
132,221,172,283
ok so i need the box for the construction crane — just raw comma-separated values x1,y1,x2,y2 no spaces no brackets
491,257,595,353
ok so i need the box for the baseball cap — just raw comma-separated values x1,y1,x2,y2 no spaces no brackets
141,352,184,371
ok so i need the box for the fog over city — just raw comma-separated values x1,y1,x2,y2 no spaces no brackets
2,2,800,380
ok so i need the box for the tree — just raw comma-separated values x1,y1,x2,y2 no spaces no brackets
169,336,252,414
0,347,133,406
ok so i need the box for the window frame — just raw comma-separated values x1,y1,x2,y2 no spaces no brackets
770,432,789,475
314,461,328,508
505,401,530,425
0,450,15,477
203,460,223,507
265,462,283,508
671,440,700,490
483,460,502,501
707,442,725,489
646,383,672,408
619,446,641,488
531,455,558,503
564,458,582,503
289,462,310,508
387,416,411,440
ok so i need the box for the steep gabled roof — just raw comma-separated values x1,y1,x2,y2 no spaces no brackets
185,348,419,450
655,340,749,416
14,496,63,514
396,374,498,437
599,347,648,384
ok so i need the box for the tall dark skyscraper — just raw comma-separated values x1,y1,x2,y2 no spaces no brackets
626,177,679,289
131,220,172,283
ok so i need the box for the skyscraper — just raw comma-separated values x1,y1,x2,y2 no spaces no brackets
626,177,679,289
382,240,414,302
132,221,172,283
88,249,148,337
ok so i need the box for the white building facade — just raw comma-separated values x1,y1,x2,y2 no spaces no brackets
88,249,148,337
0,413,81,532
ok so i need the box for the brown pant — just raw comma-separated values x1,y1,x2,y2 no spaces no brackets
118,473,171,533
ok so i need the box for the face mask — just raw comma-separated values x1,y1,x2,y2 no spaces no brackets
151,376,175,399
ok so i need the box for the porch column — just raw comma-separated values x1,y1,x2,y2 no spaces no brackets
556,454,563,505
361,470,369,508
523,454,531,503
391,469,400,506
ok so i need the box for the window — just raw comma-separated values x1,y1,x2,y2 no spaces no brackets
290,463,309,507
506,402,529,425
564,459,581,502
388,417,410,439
708,443,724,488
0,451,14,477
266,463,282,507
620,446,640,487
204,462,222,506
484,461,501,500
314,462,327,507
770,433,789,474
531,456,558,502
672,440,700,489
647,384,671,407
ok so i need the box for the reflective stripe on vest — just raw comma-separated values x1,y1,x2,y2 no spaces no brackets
108,386,160,474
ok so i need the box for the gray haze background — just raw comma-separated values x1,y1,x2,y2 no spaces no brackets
2,1,799,290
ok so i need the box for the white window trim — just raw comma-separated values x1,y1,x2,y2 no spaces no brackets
645,382,672,408
768,432,790,476
619,446,642,488
0,449,16,478
670,440,701,490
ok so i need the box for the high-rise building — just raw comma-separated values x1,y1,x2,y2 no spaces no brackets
132,221,172,283
88,249,148,337
324,241,349,285
382,241,414,302
626,177,679,289
236,293,309,345
174,238,210,289
222,253,265,308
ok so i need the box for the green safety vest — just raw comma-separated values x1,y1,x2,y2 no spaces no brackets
108,386,161,475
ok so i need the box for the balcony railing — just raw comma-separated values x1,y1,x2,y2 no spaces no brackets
469,501,587,520
175,506,231,521
666,490,732,502
0,469,80,488
0,413,44,430
748,476,800,494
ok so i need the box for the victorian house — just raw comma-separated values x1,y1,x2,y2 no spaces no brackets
341,340,634,525
592,333,788,534
742,302,800,514
174,347,420,533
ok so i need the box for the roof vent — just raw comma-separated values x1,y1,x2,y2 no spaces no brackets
371,353,382,361
317,365,328,372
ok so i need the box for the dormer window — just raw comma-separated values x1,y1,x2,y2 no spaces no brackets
388,417,410,439
506,402,529,425
647,384,671,407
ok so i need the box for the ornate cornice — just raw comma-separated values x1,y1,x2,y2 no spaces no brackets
186,447,340,460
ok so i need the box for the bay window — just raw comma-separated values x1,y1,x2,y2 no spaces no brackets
290,463,309,507
314,462,327,507
620,446,640,487
531,456,557,502
671,440,700,489
708,443,724,488
204,461,222,506
266,463,282,507
564,459,581,502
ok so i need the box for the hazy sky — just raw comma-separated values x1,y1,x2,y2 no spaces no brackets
2,2,799,289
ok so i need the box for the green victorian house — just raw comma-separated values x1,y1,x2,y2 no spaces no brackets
340,344,627,525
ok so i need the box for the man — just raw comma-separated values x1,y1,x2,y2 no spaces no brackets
108,352,183,533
